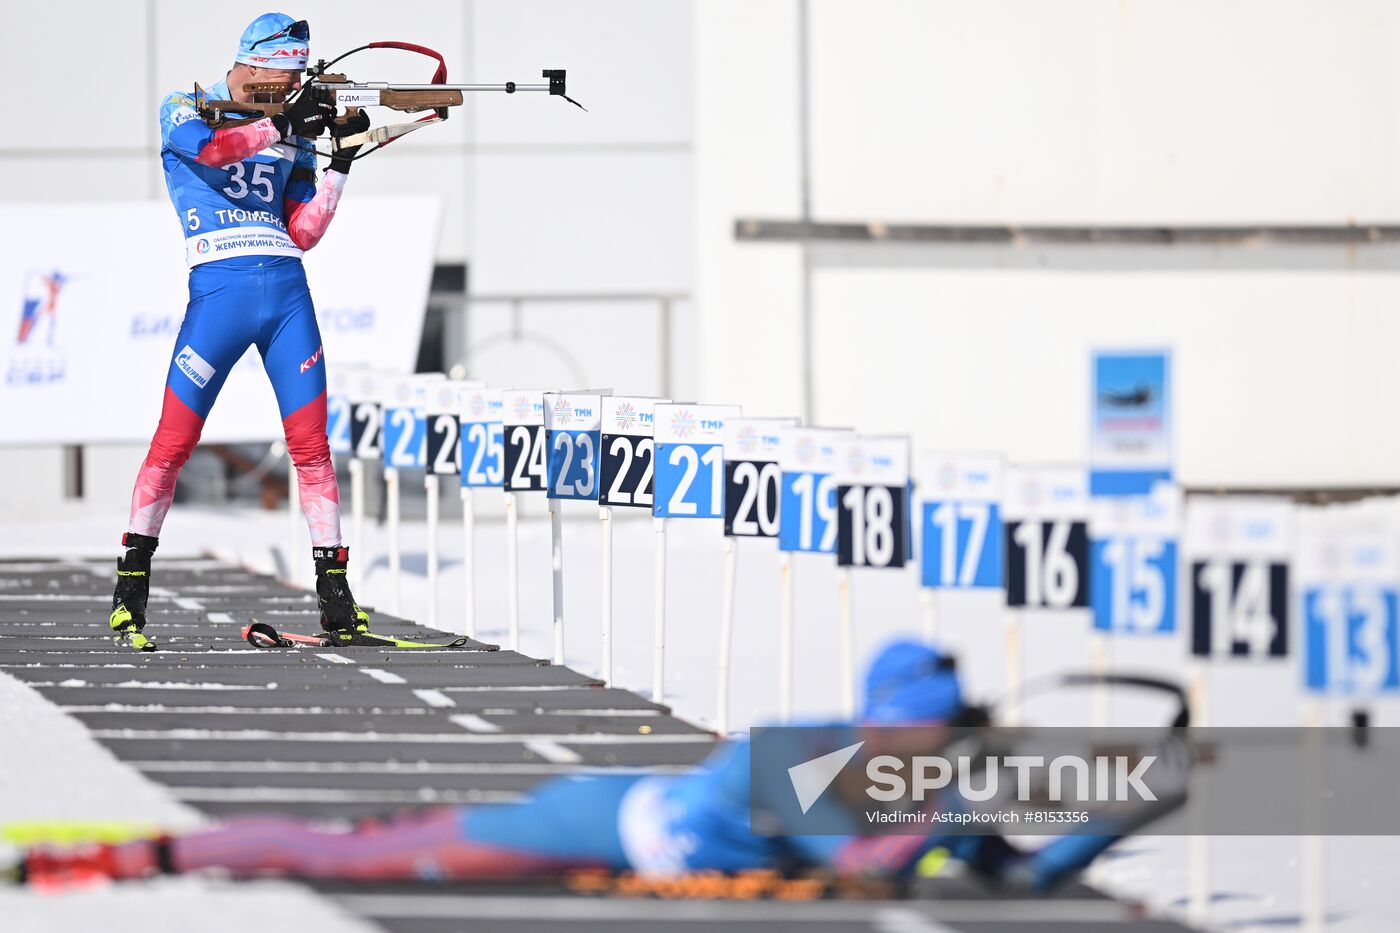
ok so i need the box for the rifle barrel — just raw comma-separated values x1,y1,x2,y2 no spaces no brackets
322,82,553,92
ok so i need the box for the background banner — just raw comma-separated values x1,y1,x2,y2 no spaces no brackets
1,196,440,445
1089,349,1173,496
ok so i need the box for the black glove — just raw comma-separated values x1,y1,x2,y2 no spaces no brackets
329,110,372,175
271,93,334,139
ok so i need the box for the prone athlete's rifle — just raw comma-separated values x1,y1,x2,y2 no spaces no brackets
193,41,584,162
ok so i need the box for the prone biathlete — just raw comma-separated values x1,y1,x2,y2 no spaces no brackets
111,13,372,651
21,642,1154,893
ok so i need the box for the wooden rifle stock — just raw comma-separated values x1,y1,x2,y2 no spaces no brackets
195,79,464,129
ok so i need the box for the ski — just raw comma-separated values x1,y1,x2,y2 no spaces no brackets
2,820,161,848
242,620,482,650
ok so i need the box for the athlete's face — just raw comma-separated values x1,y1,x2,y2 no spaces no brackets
232,65,304,103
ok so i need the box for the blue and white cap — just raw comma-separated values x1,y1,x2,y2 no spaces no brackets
235,13,310,70
861,640,963,724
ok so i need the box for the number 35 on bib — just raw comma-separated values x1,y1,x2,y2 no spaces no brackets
1004,465,1091,611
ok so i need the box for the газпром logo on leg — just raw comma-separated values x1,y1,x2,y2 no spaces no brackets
175,345,215,388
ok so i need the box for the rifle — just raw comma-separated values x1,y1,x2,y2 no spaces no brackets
194,41,584,162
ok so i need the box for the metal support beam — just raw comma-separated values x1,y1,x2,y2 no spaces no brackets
737,219,1400,246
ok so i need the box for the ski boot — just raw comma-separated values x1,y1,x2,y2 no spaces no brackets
110,533,158,651
20,836,173,888
21,843,120,888
315,546,371,646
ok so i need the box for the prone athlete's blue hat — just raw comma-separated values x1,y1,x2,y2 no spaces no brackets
861,640,963,723
235,13,310,70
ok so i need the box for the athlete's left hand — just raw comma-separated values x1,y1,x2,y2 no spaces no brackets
329,111,371,175
272,94,335,139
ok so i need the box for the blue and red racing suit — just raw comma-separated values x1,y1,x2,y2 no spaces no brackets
101,733,1134,891
128,81,348,545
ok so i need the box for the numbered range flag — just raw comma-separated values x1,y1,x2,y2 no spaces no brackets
325,365,360,455
545,391,604,501
349,370,388,460
381,373,445,471
1089,482,1181,634
502,390,552,493
425,380,482,476
1298,503,1400,695
723,417,797,537
1004,465,1090,611
653,403,741,519
1185,497,1294,659
835,435,912,569
777,427,851,554
918,452,1004,590
600,396,668,509
459,387,504,489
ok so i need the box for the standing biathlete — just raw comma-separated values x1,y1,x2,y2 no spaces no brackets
111,13,372,651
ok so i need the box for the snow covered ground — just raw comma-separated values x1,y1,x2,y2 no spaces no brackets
0,650,377,932
4,497,1399,931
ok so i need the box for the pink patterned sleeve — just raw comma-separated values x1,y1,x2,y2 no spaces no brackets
191,119,283,168
285,171,348,252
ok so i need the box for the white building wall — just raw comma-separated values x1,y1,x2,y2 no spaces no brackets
809,255,1400,486
694,0,1400,486
693,1,806,418
807,0,1400,223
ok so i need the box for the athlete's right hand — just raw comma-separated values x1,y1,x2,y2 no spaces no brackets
271,95,334,139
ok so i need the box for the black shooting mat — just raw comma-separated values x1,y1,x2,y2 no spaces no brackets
0,556,1192,932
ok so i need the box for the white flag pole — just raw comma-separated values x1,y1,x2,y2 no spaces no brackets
385,466,401,616
1187,658,1210,929
716,536,739,734
425,473,439,629
549,497,565,665
779,551,794,722
461,486,476,638
505,490,520,652
348,458,365,590
1089,631,1109,727
919,588,937,643
837,566,854,718
1003,608,1023,726
652,516,668,703
1301,697,1326,933
287,461,300,579
600,506,614,683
